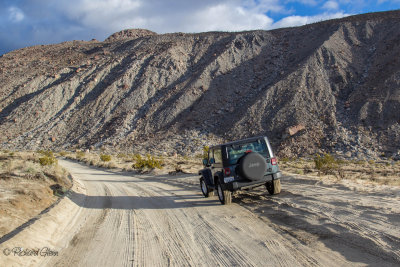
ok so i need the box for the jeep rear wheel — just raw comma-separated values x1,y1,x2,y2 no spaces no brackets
216,181,232,205
200,177,214,197
266,179,281,195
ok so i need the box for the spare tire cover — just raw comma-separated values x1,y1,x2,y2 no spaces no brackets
238,152,267,181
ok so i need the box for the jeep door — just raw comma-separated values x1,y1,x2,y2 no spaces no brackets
210,147,223,179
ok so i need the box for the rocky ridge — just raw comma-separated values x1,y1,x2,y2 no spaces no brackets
0,11,399,158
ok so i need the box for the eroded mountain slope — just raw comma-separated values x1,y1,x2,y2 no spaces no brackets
0,11,399,157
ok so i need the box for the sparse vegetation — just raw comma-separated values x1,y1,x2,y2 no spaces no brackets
132,154,163,170
38,150,58,166
65,150,202,174
53,147,400,186
59,151,68,157
100,154,112,162
76,151,85,159
314,153,340,176
279,154,400,185
0,150,71,188
0,151,72,237
39,155,58,166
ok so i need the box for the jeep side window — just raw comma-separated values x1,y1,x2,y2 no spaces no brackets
208,149,215,164
214,149,222,164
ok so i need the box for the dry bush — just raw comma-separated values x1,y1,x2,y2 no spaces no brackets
58,151,68,157
76,151,86,159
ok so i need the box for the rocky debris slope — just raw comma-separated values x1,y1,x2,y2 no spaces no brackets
0,11,399,158
105,29,157,42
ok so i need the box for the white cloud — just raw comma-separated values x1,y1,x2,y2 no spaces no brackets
322,1,339,10
242,0,285,13
57,0,142,32
378,0,400,3
286,0,319,6
52,0,280,34
184,4,274,32
8,6,25,22
4,0,352,38
0,0,361,55
272,12,350,28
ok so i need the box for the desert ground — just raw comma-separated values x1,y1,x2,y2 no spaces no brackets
0,158,399,266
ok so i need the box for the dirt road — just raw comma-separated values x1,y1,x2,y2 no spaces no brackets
1,160,399,266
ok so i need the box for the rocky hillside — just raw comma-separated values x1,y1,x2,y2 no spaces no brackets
1,10,399,158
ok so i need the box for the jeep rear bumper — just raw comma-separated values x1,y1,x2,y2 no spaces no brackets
227,171,282,191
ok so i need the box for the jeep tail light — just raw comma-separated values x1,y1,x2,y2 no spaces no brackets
271,157,277,165
224,167,231,176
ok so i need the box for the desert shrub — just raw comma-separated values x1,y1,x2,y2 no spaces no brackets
37,150,57,166
132,154,163,170
39,155,58,166
280,157,290,163
100,154,112,162
294,169,304,175
314,153,339,175
59,151,68,157
203,146,209,159
105,162,118,169
117,153,127,159
50,184,68,197
76,151,85,159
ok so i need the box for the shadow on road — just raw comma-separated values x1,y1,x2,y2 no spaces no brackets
67,188,220,210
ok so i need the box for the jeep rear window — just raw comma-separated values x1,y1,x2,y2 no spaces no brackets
227,140,269,165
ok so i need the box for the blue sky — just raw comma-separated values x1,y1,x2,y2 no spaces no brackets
0,0,399,55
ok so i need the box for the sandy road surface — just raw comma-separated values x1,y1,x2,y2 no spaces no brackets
1,159,399,266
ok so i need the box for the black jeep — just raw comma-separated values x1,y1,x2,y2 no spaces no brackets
199,136,282,205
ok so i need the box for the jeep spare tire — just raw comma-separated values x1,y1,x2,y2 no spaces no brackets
238,152,267,181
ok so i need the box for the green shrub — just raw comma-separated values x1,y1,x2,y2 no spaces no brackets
203,146,209,159
132,154,163,170
314,153,339,175
39,155,58,166
100,154,112,162
280,157,290,163
59,151,68,157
